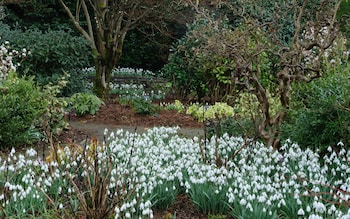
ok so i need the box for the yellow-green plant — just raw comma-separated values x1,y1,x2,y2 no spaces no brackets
186,102,234,122
233,91,282,120
165,99,185,113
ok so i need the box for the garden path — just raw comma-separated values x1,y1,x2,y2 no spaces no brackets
60,100,205,144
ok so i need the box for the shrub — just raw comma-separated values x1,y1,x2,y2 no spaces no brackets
164,99,185,113
0,73,46,147
186,102,234,123
206,117,258,140
0,24,92,93
281,65,350,153
161,21,210,100
130,98,158,115
67,93,104,116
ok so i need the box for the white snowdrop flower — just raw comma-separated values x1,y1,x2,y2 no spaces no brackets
10,148,15,156
308,215,323,219
296,198,302,205
104,128,109,136
72,160,77,167
313,201,326,214
258,195,266,203
26,148,37,157
337,141,344,147
120,203,127,211
239,198,247,205
142,208,151,215
328,205,336,215
298,208,305,216
12,192,17,202
125,212,131,218
44,179,51,187
306,206,311,212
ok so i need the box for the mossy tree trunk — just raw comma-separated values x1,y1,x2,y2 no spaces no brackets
92,34,125,99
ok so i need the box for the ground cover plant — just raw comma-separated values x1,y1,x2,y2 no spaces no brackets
1,127,350,218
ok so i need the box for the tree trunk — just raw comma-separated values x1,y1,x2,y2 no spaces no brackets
93,50,119,100
93,35,124,99
93,62,113,100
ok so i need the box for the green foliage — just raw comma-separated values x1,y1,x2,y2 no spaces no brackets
161,21,210,100
130,98,158,115
120,30,171,72
0,73,46,147
40,75,70,137
337,0,350,41
189,182,229,215
67,93,104,116
0,24,92,92
3,0,75,31
152,181,179,210
61,69,92,96
206,118,257,140
281,64,350,153
186,102,234,122
164,100,185,113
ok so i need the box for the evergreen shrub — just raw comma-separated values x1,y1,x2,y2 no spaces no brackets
0,73,46,147
0,24,92,95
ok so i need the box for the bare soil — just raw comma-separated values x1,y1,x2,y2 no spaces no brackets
58,100,216,219
59,100,205,143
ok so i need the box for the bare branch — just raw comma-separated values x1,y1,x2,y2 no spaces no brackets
57,0,96,49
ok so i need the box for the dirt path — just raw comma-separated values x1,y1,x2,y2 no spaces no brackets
69,121,205,143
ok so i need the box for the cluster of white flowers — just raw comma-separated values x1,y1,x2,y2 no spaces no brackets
301,26,349,68
82,66,155,77
112,67,155,77
0,39,29,83
1,128,350,218
82,67,164,100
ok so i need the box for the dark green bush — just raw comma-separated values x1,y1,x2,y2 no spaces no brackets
120,30,169,72
3,0,75,31
281,65,350,153
130,98,158,115
67,93,104,116
206,118,258,140
0,24,93,95
161,21,211,100
0,73,47,147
